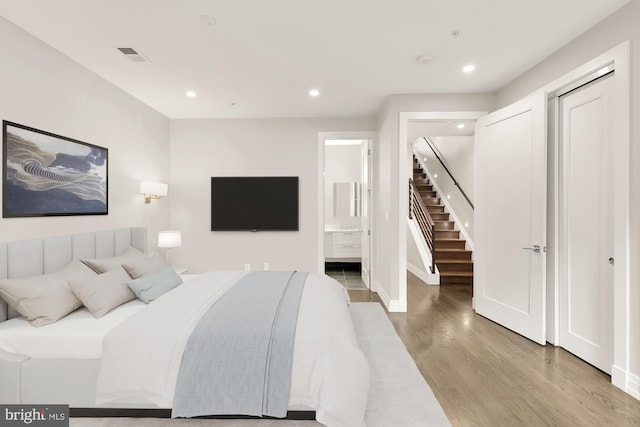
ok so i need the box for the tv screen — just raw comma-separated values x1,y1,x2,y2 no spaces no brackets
211,176,299,231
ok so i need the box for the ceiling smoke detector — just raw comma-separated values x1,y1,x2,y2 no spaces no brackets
200,14,216,25
416,55,434,65
116,47,150,63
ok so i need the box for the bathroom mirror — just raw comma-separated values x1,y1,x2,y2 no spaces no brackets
334,182,360,217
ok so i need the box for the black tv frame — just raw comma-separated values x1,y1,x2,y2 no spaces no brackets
210,176,299,232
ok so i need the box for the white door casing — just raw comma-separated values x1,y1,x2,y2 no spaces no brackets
475,92,547,345
558,74,614,373
361,140,372,289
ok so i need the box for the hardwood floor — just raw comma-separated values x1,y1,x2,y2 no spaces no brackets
348,273,640,427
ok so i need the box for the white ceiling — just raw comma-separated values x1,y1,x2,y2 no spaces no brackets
0,0,629,119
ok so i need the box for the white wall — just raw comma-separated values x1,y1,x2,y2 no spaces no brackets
324,144,362,229
496,0,640,393
0,18,171,250
169,117,375,274
429,136,475,203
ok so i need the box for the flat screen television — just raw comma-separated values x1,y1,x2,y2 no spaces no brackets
211,176,299,231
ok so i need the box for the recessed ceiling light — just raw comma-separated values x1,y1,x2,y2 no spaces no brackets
309,89,320,97
457,123,465,129
186,90,197,98
463,64,476,73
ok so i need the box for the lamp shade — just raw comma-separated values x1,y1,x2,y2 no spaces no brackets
158,230,182,248
140,181,168,197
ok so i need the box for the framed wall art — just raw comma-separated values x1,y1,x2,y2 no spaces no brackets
2,121,108,217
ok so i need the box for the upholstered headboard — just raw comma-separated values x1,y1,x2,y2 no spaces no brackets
0,227,148,322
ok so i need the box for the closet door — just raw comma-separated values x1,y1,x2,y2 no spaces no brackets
558,74,614,373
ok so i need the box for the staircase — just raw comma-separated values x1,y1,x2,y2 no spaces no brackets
412,156,473,285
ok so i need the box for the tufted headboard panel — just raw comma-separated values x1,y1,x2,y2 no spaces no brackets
0,227,147,322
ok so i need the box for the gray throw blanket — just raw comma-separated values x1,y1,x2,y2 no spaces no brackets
171,270,307,418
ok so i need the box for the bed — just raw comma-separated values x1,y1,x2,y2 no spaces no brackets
0,227,370,427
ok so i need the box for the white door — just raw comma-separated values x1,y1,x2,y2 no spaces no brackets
475,92,547,345
360,140,371,289
558,74,614,373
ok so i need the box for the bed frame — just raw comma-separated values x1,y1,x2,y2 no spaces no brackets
0,227,316,420
0,227,148,405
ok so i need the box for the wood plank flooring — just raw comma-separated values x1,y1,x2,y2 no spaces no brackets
348,273,640,427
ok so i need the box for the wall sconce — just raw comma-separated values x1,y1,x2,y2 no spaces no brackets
158,230,182,266
140,181,168,203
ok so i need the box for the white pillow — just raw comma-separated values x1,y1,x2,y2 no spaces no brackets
81,247,147,273
0,260,96,327
122,253,167,279
68,267,136,318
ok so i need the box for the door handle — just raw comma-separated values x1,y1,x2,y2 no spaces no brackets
522,245,541,253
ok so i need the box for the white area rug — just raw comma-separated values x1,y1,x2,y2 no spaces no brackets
70,302,450,427
351,302,451,427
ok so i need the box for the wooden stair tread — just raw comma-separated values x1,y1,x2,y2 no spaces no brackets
439,271,474,277
436,252,473,257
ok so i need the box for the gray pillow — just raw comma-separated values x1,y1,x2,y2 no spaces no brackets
122,253,167,279
0,260,96,327
68,267,136,318
81,247,147,273
127,266,183,303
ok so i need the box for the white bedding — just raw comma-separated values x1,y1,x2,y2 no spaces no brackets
0,299,146,359
0,274,200,359
96,270,370,427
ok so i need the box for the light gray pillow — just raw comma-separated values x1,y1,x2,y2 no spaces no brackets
68,267,136,318
81,247,147,273
122,253,167,279
127,266,183,303
0,260,96,327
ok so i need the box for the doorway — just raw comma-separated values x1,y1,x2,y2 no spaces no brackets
317,133,374,291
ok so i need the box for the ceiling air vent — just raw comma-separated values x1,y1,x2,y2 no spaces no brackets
116,47,150,63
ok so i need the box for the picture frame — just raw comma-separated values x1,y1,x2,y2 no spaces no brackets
2,121,108,217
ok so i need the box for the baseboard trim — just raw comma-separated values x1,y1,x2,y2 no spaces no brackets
611,365,640,400
407,263,439,285
628,373,640,400
371,280,381,294
612,365,626,390
377,285,407,312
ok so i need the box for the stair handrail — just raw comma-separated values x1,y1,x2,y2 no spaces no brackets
422,137,474,210
409,178,436,274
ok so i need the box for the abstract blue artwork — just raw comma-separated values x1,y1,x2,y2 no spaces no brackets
2,121,108,217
